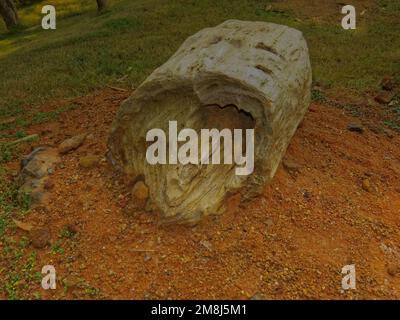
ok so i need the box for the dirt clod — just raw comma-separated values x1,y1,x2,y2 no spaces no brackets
381,75,395,91
58,134,87,154
29,227,51,249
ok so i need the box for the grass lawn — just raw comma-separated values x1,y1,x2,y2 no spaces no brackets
0,0,399,119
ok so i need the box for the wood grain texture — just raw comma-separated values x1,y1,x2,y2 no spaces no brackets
108,20,312,225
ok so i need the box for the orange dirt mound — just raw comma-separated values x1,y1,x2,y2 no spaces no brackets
3,88,400,299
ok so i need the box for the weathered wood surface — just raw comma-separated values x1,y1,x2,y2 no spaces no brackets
108,20,312,225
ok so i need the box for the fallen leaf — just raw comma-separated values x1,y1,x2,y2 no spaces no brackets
12,218,34,231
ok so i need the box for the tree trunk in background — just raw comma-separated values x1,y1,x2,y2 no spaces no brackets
0,0,19,30
96,0,108,12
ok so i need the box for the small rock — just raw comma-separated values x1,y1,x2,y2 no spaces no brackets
58,134,86,154
387,264,400,277
364,171,373,177
265,217,273,229
132,181,149,201
18,147,61,207
347,123,364,133
362,178,372,192
200,239,212,251
283,159,302,173
29,227,51,248
303,190,312,201
20,147,60,176
86,133,95,140
250,293,265,300
79,155,99,168
264,4,272,11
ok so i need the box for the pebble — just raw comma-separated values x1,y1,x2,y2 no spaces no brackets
58,134,86,154
347,123,364,133
200,239,212,251
132,181,149,200
79,155,99,168
144,254,152,262
362,178,372,192
282,159,302,174
250,294,265,300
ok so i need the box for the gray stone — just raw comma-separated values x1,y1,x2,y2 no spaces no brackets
58,134,86,154
347,123,365,133
18,146,61,207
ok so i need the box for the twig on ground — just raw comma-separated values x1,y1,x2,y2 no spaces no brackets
106,85,128,92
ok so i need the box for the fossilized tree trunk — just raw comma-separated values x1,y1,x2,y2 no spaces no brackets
0,0,19,30
108,20,312,225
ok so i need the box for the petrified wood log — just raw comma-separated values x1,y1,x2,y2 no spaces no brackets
108,20,312,225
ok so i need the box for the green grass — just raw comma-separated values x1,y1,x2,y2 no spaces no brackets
0,168,31,235
50,240,64,255
311,89,327,103
0,143,18,163
59,226,75,239
1,239,40,299
0,0,399,120
0,165,32,299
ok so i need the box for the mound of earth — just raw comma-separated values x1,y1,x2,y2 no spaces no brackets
2,87,400,299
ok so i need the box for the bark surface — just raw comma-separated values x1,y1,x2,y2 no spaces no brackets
108,20,312,225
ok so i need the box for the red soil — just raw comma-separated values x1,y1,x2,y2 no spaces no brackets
3,88,400,299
